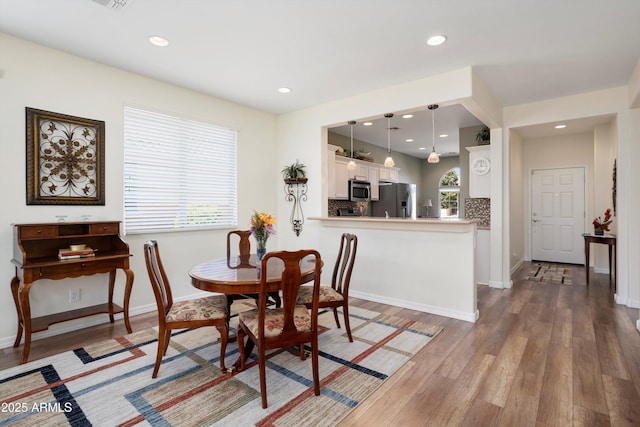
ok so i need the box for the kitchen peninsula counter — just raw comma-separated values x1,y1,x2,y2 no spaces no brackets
309,216,479,323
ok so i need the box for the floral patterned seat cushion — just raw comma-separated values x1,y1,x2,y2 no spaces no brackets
166,295,227,322
296,285,343,305
239,306,311,338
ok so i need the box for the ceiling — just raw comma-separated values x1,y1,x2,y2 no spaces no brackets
1,0,638,157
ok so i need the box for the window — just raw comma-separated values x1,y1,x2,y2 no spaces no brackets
439,167,460,219
124,107,237,234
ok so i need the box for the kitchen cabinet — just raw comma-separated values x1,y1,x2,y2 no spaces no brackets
369,166,380,200
467,145,491,198
379,166,399,183
334,157,349,199
354,164,369,181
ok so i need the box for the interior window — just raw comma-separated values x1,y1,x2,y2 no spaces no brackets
439,167,460,219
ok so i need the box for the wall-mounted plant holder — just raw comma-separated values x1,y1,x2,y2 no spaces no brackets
284,178,308,236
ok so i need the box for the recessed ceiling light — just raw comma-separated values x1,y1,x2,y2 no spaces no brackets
148,36,169,47
419,147,427,150
426,35,447,46
363,122,373,126
277,87,291,94
402,114,414,119
439,134,448,138
406,138,414,142
555,124,567,129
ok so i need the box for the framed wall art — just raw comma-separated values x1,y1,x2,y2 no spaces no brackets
26,107,105,205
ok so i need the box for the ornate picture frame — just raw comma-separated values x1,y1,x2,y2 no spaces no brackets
26,107,105,205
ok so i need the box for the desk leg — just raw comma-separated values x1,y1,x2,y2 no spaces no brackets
108,270,117,324
584,239,590,286
608,244,613,288
10,274,23,349
123,269,134,334
17,281,34,364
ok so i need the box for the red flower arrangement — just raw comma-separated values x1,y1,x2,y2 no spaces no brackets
592,208,613,231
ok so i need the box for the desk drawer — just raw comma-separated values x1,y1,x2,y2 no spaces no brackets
37,258,125,279
90,223,120,235
20,225,57,239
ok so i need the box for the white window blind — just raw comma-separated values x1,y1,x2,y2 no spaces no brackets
124,107,237,234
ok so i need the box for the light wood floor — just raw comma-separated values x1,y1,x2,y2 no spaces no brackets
1,262,639,426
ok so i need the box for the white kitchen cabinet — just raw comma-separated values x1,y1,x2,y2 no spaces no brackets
475,229,490,285
334,157,349,199
379,166,399,183
354,164,369,181
467,145,491,198
368,166,379,200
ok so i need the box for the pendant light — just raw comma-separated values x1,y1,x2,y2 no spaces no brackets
384,113,395,167
427,104,440,164
347,120,357,171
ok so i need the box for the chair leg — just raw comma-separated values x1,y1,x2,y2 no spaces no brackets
259,347,268,408
216,324,228,372
163,329,171,355
153,325,166,378
237,328,246,371
311,337,320,396
342,303,353,342
332,307,341,328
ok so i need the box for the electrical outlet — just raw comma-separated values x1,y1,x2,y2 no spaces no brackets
69,288,81,303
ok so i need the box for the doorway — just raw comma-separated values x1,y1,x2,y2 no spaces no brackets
531,167,585,264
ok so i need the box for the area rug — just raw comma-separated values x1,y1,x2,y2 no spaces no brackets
525,263,573,285
0,305,442,427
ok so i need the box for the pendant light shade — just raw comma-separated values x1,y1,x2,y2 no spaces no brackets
427,104,440,164
384,113,395,167
347,120,357,171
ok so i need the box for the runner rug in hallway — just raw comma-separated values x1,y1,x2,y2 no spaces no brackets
0,306,442,427
525,262,573,285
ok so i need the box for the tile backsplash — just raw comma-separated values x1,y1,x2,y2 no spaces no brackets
328,200,369,216
465,198,490,228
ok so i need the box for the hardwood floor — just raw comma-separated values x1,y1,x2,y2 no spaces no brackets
341,262,640,427
1,262,639,426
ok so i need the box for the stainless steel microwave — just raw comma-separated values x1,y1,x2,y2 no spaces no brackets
349,180,371,202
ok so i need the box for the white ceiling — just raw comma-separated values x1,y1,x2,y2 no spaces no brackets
1,0,638,157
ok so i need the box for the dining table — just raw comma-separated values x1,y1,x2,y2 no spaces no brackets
189,253,319,371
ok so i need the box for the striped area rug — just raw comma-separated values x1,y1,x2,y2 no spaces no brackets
0,305,442,426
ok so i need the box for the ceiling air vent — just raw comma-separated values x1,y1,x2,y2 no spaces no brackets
91,0,133,10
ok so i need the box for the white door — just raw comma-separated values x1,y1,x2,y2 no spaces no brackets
531,167,585,264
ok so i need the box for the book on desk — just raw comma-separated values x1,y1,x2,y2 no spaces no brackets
58,247,97,260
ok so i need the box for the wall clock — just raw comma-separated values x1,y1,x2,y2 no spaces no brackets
472,157,491,175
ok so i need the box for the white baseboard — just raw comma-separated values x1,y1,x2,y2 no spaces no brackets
349,290,479,323
511,259,524,275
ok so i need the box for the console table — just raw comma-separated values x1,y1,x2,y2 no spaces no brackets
582,233,616,291
11,221,134,364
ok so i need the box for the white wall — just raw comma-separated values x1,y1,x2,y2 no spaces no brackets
0,34,277,346
509,131,524,272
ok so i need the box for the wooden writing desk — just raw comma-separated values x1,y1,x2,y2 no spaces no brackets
11,221,134,364
582,233,616,291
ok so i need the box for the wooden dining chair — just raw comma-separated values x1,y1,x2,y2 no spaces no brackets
226,230,281,310
237,249,322,409
144,240,229,377
297,233,358,342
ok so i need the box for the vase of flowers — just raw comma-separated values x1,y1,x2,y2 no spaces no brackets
250,211,276,261
592,208,612,235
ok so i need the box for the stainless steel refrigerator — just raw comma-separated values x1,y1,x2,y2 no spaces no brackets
371,182,416,218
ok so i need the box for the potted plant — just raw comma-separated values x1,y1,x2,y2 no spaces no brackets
475,125,490,145
281,159,308,183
